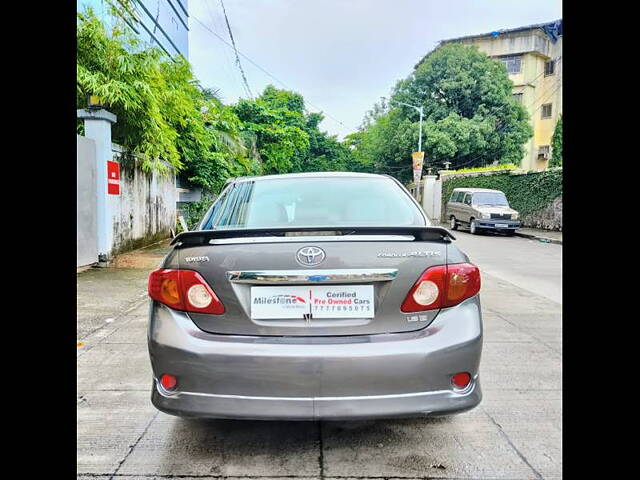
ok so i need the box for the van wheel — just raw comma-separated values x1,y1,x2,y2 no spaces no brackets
449,216,458,230
470,219,479,235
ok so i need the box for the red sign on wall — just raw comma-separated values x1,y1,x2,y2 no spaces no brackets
107,161,120,195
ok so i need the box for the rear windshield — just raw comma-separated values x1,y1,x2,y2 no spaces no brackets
203,176,427,230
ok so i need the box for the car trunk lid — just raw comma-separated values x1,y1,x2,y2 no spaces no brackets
172,227,452,336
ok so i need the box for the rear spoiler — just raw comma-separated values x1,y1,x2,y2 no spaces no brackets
170,226,455,248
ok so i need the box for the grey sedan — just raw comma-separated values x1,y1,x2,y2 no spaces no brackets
147,172,482,420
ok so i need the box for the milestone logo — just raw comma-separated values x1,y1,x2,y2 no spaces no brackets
253,294,307,306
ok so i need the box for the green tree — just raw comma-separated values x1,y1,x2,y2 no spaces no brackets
354,43,533,181
77,9,185,172
77,8,251,191
349,110,419,183
343,131,375,173
232,86,310,174
550,115,562,167
290,112,352,172
182,99,259,192
78,10,355,189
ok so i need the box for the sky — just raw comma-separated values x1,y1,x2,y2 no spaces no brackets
188,0,562,140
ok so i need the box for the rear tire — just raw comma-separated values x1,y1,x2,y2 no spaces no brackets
470,219,479,235
450,216,458,231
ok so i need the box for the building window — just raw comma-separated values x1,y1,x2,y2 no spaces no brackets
544,60,555,76
499,55,522,74
541,103,552,119
512,93,523,103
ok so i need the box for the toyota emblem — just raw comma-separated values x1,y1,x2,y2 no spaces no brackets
296,246,326,267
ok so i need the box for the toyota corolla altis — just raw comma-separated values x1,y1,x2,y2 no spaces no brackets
147,172,482,420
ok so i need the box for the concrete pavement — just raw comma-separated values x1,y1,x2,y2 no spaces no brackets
77,235,561,479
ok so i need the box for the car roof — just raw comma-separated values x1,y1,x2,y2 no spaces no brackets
227,171,390,184
452,188,505,194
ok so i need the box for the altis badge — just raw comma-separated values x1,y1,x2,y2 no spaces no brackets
377,251,441,258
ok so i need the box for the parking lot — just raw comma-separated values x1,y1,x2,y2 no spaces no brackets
77,233,561,479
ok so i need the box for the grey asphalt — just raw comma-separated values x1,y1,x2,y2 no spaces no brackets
77,235,561,479
451,227,562,305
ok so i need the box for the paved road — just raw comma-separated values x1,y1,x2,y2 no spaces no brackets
77,237,561,479
451,227,562,304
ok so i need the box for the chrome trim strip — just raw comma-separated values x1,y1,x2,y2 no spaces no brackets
158,385,457,402
209,235,415,245
226,268,398,284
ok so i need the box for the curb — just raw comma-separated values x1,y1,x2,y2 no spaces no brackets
76,264,96,274
514,231,562,245
438,223,562,245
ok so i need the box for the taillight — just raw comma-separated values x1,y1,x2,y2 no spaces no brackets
401,263,480,312
401,265,447,312
443,263,481,307
148,269,225,314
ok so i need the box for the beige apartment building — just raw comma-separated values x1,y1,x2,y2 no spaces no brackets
436,20,563,171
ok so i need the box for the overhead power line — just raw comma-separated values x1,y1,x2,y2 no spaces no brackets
191,13,358,132
217,0,253,99
204,0,244,100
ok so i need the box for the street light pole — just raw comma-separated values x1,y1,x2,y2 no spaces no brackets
387,98,424,153
418,106,423,153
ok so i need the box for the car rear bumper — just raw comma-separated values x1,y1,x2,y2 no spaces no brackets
147,296,483,420
151,382,481,420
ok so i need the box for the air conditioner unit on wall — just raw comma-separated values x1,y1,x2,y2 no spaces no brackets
538,145,550,160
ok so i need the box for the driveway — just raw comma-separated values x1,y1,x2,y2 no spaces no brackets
77,235,561,479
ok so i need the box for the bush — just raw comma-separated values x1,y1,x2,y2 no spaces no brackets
550,115,562,167
439,163,519,176
442,169,562,218
176,194,217,233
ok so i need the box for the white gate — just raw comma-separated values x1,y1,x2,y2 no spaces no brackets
409,175,442,224
77,135,98,267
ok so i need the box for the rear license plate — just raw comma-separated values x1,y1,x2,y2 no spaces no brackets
251,285,374,319
495,223,508,228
